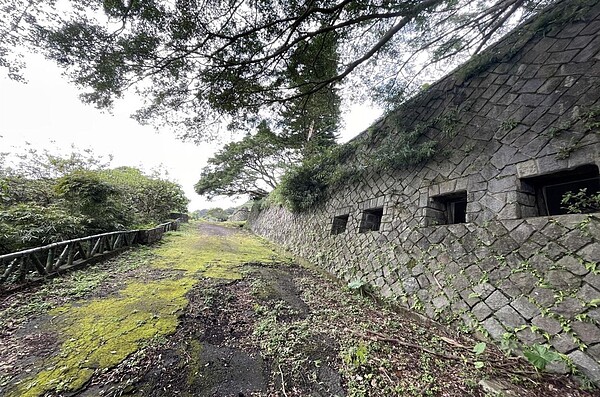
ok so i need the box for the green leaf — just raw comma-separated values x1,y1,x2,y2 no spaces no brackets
473,342,486,356
523,344,561,370
347,280,365,290
474,361,485,369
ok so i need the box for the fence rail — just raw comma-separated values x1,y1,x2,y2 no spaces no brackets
0,220,179,287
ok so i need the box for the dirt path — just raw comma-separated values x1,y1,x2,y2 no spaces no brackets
0,222,596,397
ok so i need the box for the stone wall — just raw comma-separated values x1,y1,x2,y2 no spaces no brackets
229,207,250,222
249,0,600,383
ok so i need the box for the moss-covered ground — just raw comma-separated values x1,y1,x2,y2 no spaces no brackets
0,222,596,396
0,221,284,397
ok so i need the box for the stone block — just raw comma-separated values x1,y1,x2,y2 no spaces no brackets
546,49,579,64
498,278,522,298
417,274,430,289
556,22,587,39
451,274,470,292
556,255,589,276
516,160,538,178
502,219,525,232
490,146,520,169
473,282,495,300
516,328,545,345
586,219,600,240
579,20,600,36
551,333,578,354
432,295,450,309
380,283,394,298
537,77,564,94
542,242,566,261
485,290,510,311
586,273,600,291
488,175,516,194
546,360,570,375
568,350,600,385
509,272,537,295
472,301,492,321
546,270,582,291
577,283,600,305
529,255,553,274
571,321,600,345
511,296,540,320
552,297,585,319
532,315,562,336
494,305,526,329
482,317,506,340
588,344,600,362
520,78,546,93
563,230,593,253
511,222,536,244
488,267,511,285
402,277,420,295
460,288,481,308
579,243,600,264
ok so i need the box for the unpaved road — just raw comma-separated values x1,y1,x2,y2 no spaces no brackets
0,222,595,397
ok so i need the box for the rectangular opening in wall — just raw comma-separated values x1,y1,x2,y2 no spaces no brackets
429,191,467,225
359,207,383,233
330,214,349,235
521,164,600,216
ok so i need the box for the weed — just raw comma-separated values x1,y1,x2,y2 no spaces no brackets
343,342,369,368
347,280,375,297
523,344,561,370
501,119,519,131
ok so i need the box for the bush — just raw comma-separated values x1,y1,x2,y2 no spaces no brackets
0,204,86,255
55,170,133,233
278,161,329,212
277,125,437,212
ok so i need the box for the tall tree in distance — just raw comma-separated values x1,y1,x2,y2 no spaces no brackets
194,121,301,199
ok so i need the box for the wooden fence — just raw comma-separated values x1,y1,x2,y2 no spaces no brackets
0,220,179,287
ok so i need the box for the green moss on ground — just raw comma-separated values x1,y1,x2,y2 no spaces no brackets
8,223,284,397
151,227,282,279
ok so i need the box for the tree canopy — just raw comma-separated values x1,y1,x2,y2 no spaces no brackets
194,31,341,199
195,122,302,199
1,0,557,141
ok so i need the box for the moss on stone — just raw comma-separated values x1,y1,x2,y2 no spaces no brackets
9,223,286,396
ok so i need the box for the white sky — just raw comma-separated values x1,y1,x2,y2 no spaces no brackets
0,53,381,211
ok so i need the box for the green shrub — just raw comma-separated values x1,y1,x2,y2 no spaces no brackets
277,122,437,212
56,170,133,233
0,204,86,255
561,188,600,214
278,162,329,212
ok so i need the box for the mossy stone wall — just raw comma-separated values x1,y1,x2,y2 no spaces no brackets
249,0,600,384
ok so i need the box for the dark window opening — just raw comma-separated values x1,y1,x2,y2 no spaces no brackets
359,208,383,233
429,191,467,225
331,214,349,235
521,164,600,217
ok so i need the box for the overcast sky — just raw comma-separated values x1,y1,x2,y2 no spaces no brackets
0,53,381,211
